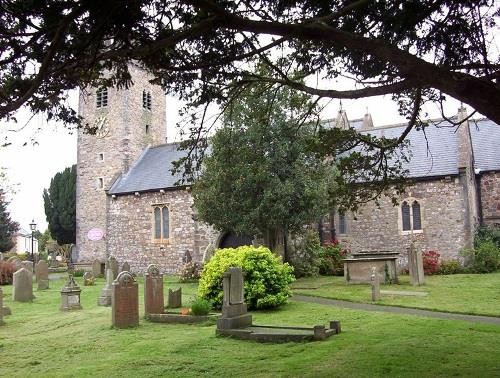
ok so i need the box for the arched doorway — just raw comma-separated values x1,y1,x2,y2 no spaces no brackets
218,232,253,249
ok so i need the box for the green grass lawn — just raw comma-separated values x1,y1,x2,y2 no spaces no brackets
1,274,500,377
292,272,500,317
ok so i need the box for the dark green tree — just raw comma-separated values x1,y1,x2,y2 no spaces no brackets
43,165,76,245
34,229,52,252
0,189,19,251
193,71,334,251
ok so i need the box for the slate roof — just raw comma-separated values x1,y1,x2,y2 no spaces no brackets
108,118,500,195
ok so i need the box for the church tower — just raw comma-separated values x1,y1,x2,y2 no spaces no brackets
76,64,166,262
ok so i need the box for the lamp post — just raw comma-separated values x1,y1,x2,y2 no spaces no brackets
29,219,37,264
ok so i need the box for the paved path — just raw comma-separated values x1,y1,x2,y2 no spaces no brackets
292,295,500,325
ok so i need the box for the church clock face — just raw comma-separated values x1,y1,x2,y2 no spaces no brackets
93,116,110,138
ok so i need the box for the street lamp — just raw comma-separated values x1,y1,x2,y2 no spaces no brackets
29,219,37,264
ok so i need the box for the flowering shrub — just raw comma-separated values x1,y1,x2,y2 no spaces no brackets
0,261,14,285
422,250,440,275
198,246,294,310
179,261,204,282
319,239,348,276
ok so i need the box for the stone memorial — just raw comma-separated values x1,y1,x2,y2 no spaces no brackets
120,261,131,273
60,275,82,311
92,260,102,277
217,267,252,330
83,272,95,286
12,268,34,302
112,271,139,328
144,264,164,315
371,266,381,301
36,260,49,290
7,256,23,272
0,287,4,326
98,269,114,306
49,252,59,268
167,288,182,308
21,260,34,272
107,256,119,279
408,242,425,286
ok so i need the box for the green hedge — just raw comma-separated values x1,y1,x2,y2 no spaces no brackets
198,246,295,310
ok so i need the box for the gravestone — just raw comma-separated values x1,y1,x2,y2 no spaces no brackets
0,287,4,325
371,266,381,301
83,272,95,286
49,252,59,268
112,271,139,328
120,261,131,273
167,288,182,308
21,260,34,272
408,243,425,286
36,260,49,290
92,260,101,277
12,268,34,302
144,264,164,315
107,256,119,279
217,267,252,330
7,256,22,271
97,269,114,306
60,275,82,311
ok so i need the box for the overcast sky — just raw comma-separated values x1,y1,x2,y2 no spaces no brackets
1,85,470,233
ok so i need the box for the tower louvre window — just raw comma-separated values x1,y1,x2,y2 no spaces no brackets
143,90,152,110
98,177,104,189
96,87,108,108
145,124,150,134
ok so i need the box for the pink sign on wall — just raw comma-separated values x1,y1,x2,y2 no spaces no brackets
87,228,104,241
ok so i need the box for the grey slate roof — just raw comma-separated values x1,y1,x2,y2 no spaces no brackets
109,143,187,194
108,119,500,195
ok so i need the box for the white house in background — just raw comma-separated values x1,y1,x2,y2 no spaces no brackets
11,228,38,255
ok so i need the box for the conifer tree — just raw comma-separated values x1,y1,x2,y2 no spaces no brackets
0,190,19,251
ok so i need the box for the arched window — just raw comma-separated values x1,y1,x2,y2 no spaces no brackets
401,199,423,232
143,90,152,110
96,87,108,108
412,201,422,230
153,205,169,242
401,201,411,231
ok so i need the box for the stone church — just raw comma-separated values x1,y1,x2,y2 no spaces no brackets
76,65,500,273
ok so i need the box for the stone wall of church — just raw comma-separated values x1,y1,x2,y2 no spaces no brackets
106,189,218,274
480,171,500,227
334,177,468,265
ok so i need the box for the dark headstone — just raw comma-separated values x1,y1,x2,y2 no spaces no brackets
144,264,164,315
167,288,182,309
112,271,139,328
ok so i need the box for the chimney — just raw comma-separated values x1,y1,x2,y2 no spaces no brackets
457,106,472,170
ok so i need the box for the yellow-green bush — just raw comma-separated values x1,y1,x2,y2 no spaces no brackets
198,246,295,310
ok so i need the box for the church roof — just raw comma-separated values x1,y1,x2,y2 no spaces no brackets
108,118,500,195
108,143,187,195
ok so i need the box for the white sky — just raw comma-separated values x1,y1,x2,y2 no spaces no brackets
0,85,470,233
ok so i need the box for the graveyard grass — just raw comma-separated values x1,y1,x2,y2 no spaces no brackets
292,272,500,317
2,275,500,377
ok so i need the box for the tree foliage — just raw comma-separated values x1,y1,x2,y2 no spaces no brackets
0,189,19,252
43,165,76,245
193,75,333,242
0,1,498,132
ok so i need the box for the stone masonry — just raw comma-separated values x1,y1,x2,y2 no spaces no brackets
480,171,500,227
76,63,166,263
107,189,218,274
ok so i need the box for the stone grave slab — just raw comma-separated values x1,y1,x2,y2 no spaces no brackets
107,256,119,279
380,290,429,297
12,268,34,302
167,288,182,308
121,261,131,273
83,272,95,286
98,269,114,306
92,260,101,277
144,264,164,316
112,271,139,328
36,260,49,290
60,275,82,311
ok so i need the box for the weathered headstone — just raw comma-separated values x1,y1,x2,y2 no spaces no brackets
408,243,425,286
371,266,381,301
120,261,131,273
112,271,139,328
167,288,182,308
217,267,252,330
83,271,95,286
144,264,164,315
97,269,114,306
92,260,101,277
60,275,82,311
1,306,12,316
49,252,59,268
107,256,119,279
12,268,34,302
36,260,49,290
7,256,22,271
21,260,34,273
0,287,4,325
